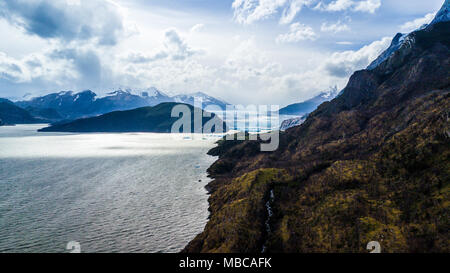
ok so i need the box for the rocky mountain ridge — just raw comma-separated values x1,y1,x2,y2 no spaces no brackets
184,19,450,253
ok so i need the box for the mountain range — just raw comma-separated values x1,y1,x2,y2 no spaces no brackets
12,88,228,122
184,7,450,253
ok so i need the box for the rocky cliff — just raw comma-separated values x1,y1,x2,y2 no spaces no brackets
184,21,450,253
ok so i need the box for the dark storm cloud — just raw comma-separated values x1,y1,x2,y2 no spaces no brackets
0,0,124,45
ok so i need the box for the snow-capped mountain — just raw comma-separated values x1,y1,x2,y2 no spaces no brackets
279,86,339,116
431,0,450,25
173,92,228,110
280,116,306,131
139,87,174,106
367,33,407,70
16,90,97,119
368,0,449,70
14,88,228,120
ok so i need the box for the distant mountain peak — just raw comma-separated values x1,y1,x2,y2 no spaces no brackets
430,0,450,25
173,92,228,108
318,85,339,99
368,0,449,70
58,91,74,96
142,87,169,98
279,86,340,117
367,33,407,70
106,89,131,96
190,91,209,97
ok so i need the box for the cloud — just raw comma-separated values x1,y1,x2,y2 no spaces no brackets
321,20,350,33
336,41,354,45
353,0,381,13
125,28,202,64
232,0,287,24
0,52,28,83
231,0,380,25
399,12,436,32
0,0,124,45
224,38,281,79
190,24,205,33
117,37,335,106
314,0,381,13
276,22,317,43
322,36,391,77
231,0,314,25
50,48,105,87
164,29,202,60
280,0,314,24
320,0,354,11
0,49,79,89
126,52,169,64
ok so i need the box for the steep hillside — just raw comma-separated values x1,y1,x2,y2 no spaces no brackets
184,21,450,253
0,98,40,125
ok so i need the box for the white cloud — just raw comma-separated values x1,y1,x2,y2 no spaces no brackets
0,50,77,85
400,12,436,32
232,0,317,25
321,21,350,33
276,23,317,43
336,41,354,45
353,0,381,13
322,36,391,77
314,0,381,13
323,0,354,11
190,24,205,33
279,0,314,24
163,28,203,60
125,28,202,64
232,0,287,24
0,0,125,46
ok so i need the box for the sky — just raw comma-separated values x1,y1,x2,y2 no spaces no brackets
0,0,445,106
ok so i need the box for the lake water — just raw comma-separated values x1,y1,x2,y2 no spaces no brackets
0,124,218,253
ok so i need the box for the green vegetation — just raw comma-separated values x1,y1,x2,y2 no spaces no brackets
184,168,291,253
185,22,450,253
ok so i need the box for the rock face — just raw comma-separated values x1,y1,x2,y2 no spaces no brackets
280,116,306,131
431,0,450,25
367,33,407,70
369,0,449,71
184,21,450,253
39,102,227,133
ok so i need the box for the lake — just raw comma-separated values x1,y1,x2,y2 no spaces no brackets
0,124,217,253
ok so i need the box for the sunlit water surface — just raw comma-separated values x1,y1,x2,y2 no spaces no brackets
0,124,218,253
